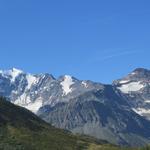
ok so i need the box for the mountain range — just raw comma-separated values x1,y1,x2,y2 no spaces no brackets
0,67,150,146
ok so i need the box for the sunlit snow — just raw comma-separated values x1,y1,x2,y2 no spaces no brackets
119,80,129,84
14,96,43,113
61,75,74,96
14,93,31,105
24,98,43,113
0,68,23,82
145,100,150,103
117,81,144,93
132,108,150,116
26,74,38,89
82,81,88,88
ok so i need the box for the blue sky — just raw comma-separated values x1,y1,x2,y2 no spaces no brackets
0,0,149,83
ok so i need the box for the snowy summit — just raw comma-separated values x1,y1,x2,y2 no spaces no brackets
0,68,23,82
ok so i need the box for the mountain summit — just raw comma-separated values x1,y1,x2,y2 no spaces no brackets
114,68,150,120
0,68,23,82
133,67,150,74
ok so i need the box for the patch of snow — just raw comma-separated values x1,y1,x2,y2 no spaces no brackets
43,86,47,89
132,108,150,116
14,93,31,105
14,96,43,113
117,81,144,93
61,75,74,96
24,98,43,113
35,91,38,94
145,100,150,103
131,72,136,75
26,74,38,89
119,80,129,84
82,81,88,88
0,68,23,82
12,90,18,95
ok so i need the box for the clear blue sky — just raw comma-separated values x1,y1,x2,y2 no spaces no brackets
0,0,150,83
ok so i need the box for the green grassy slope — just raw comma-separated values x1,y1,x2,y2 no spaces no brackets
0,97,150,150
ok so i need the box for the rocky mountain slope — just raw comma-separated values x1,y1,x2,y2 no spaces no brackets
38,84,150,146
0,67,150,146
0,96,113,150
113,68,150,120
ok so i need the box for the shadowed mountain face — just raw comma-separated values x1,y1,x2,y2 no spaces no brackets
0,68,150,146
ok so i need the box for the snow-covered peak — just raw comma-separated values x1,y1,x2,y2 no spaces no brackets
0,68,23,82
12,68,23,73
113,68,150,87
60,75,74,96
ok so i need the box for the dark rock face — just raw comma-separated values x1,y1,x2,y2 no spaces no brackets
0,68,150,146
